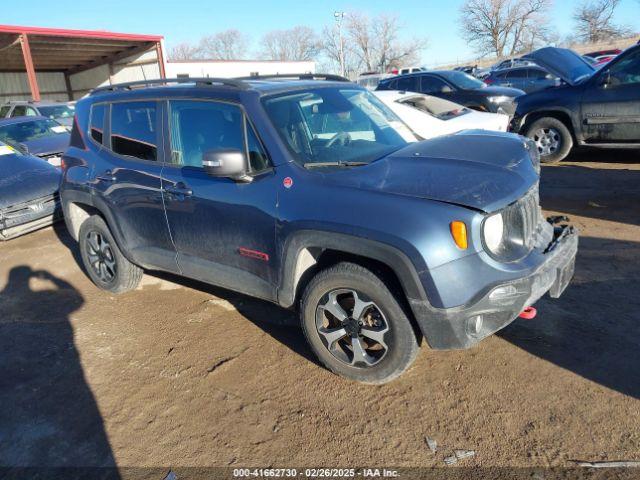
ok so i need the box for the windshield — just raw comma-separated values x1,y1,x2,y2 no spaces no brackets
438,71,486,89
38,104,75,120
0,119,67,144
263,88,417,166
441,71,487,90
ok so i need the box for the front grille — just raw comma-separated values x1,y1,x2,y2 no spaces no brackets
0,193,59,228
502,184,546,250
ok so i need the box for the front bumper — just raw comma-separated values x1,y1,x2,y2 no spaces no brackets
411,222,578,350
0,194,61,240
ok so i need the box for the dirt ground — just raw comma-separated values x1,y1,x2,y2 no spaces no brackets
1,148,639,472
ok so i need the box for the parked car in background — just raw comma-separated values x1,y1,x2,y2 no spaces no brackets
0,116,70,167
60,76,577,384
374,90,509,139
0,142,61,240
398,66,425,75
377,70,524,115
0,101,76,127
356,73,394,90
512,45,640,163
490,57,536,71
584,49,622,59
484,66,560,93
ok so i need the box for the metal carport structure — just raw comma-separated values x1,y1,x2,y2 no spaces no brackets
0,25,165,102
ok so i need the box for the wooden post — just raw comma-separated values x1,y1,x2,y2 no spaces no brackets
156,42,166,78
20,33,40,101
64,72,73,101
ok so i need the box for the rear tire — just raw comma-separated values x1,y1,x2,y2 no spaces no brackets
78,215,143,293
300,262,419,384
525,117,573,163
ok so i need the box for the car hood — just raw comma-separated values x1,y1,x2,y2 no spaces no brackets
0,152,60,208
22,133,70,156
325,131,538,213
524,47,595,86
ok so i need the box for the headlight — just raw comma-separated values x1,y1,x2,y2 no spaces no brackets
488,95,512,104
483,213,504,254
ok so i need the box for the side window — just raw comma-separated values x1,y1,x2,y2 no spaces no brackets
168,100,244,168
26,107,38,116
110,101,157,161
89,104,106,144
396,76,419,92
506,69,527,79
0,106,10,117
420,76,447,94
246,122,270,173
609,50,640,86
11,106,26,117
529,69,547,80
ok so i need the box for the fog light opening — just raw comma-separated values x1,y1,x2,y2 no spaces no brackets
466,315,484,338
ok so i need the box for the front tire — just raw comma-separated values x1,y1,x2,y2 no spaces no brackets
525,117,573,163
300,262,419,384
79,215,143,293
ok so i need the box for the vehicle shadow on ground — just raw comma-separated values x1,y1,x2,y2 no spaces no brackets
540,148,640,227
500,236,640,400
0,265,119,475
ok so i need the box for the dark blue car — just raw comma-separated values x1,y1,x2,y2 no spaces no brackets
60,76,578,383
0,142,61,240
0,116,71,167
484,66,560,93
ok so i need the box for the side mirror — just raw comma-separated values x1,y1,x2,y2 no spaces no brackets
441,85,453,94
598,70,611,88
202,148,251,182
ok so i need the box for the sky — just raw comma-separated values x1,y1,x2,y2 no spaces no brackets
2,0,640,66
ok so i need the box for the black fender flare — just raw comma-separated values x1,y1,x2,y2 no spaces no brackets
61,189,136,265
276,230,430,309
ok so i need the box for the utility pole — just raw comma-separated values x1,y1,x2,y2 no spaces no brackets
334,11,345,77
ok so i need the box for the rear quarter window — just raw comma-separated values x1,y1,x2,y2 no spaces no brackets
89,104,106,144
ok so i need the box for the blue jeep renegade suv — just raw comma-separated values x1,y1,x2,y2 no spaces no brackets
60,75,578,384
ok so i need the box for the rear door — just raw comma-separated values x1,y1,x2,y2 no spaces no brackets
160,99,278,300
581,48,640,143
90,100,177,271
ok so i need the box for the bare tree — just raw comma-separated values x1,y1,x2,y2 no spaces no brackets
321,12,427,76
573,0,631,43
459,0,553,58
198,29,249,60
168,42,201,61
260,26,319,61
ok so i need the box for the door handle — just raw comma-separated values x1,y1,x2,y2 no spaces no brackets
95,170,116,182
164,183,193,197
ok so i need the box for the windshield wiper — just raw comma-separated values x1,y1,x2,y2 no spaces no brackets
305,161,369,168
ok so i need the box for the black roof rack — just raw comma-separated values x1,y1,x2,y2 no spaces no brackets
90,77,249,95
238,73,351,82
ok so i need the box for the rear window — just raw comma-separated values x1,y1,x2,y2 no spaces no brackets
89,104,106,144
110,101,157,161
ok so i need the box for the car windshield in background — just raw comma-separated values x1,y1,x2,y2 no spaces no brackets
37,105,75,120
0,119,67,144
263,88,417,167
438,71,486,90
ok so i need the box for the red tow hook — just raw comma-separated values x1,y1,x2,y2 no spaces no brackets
519,306,537,320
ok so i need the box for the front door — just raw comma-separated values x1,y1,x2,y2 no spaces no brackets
160,99,278,300
91,100,177,272
582,48,640,143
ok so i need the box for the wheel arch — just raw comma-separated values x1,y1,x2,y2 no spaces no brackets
277,231,429,312
522,109,578,143
61,190,133,263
